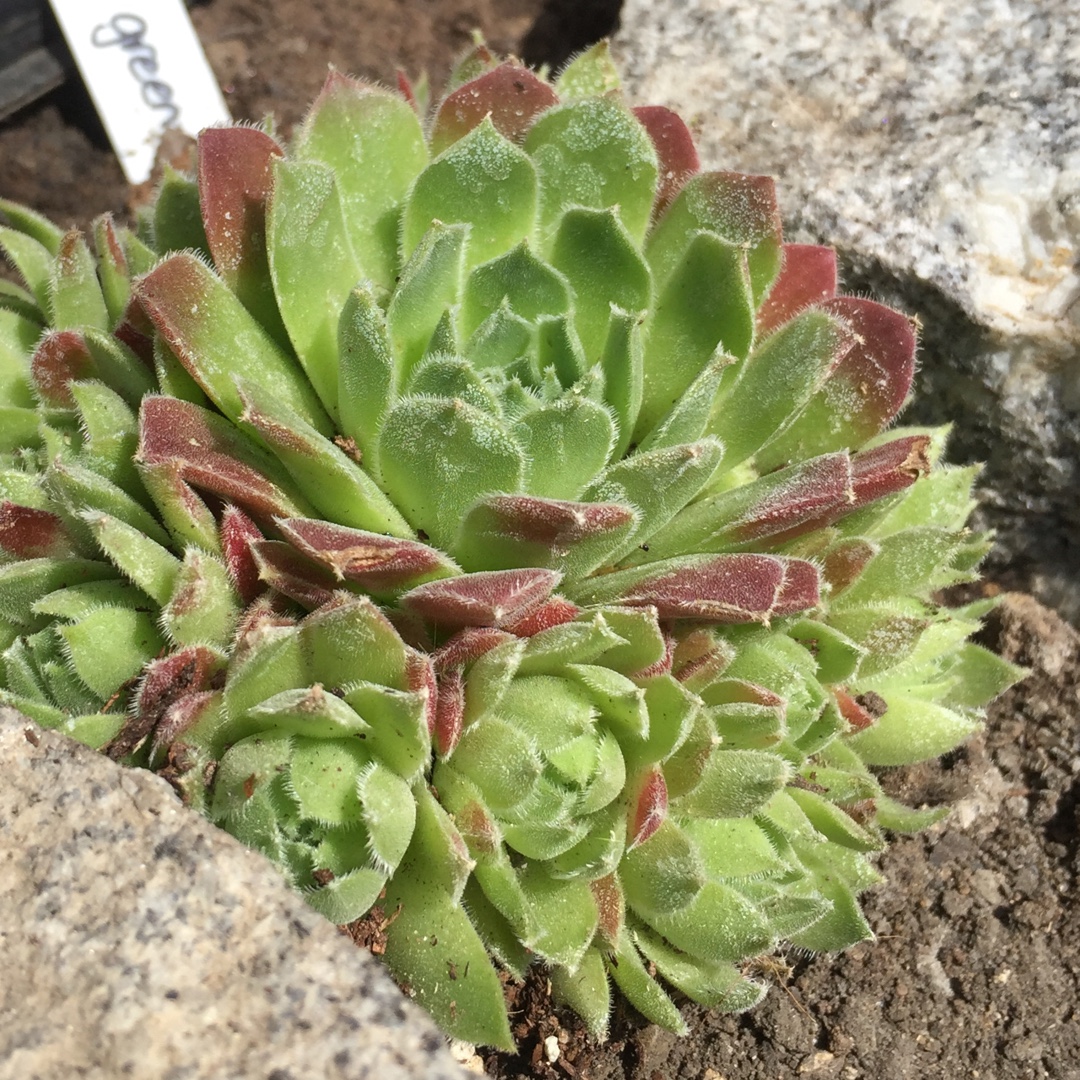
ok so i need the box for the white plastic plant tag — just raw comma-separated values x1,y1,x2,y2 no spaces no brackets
49,0,231,184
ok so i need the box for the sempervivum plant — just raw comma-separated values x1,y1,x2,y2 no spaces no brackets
0,42,1019,1048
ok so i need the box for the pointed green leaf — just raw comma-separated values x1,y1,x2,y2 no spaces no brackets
674,748,790,819
344,681,431,784
58,606,164,699
357,760,415,873
236,378,412,537
638,235,752,439
379,396,524,551
294,74,428,288
136,253,332,433
708,308,852,471
846,693,980,766
91,214,131,325
67,381,140,488
787,786,885,852
640,878,774,963
462,241,570,338
301,596,409,690
403,118,538,270
0,198,64,254
32,578,144,620
406,355,500,414
83,511,179,605
50,231,109,332
526,97,658,247
633,925,765,1011
621,819,705,918
337,284,395,474
161,548,239,647
637,353,734,455
515,394,616,500
288,734,370,827
646,172,782,304
683,817,790,881
153,166,209,256
520,864,599,970
0,225,55,311
555,41,622,98
46,459,172,549
383,862,512,1049
604,936,687,1034
832,527,974,608
463,304,532,374
534,312,586,386
267,158,365,421
549,207,651,361
306,868,388,924
550,948,611,1039
386,222,467,380
451,716,543,814
873,795,950,833
584,438,724,556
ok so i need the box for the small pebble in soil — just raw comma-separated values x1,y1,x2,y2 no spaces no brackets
448,1038,485,1074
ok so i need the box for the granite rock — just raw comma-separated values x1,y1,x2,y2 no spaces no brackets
0,707,466,1080
614,0,1080,620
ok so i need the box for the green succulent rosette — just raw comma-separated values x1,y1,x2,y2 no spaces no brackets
0,43,1021,1048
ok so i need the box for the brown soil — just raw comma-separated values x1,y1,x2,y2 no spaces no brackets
2,3,1077,1079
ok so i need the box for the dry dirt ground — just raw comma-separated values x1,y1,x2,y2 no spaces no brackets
1,2,1077,1078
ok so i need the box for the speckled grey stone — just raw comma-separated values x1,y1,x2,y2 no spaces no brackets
614,0,1080,620
0,708,466,1080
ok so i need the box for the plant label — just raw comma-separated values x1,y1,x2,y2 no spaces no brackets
49,0,231,183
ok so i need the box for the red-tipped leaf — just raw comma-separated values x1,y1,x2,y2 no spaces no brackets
671,629,733,689
405,648,439,735
627,766,668,850
727,452,855,545
30,330,95,406
149,690,221,763
249,540,339,609
458,494,637,575
834,687,884,732
850,434,932,506
472,495,635,549
431,627,517,672
633,105,700,214
580,554,820,623
500,596,581,637
819,297,917,439
400,568,562,630
109,647,223,760
220,505,265,605
431,63,558,155
198,126,283,289
396,69,419,112
756,244,838,336
277,517,457,595
590,873,625,944
435,667,465,757
822,538,878,594
138,396,310,523
0,503,76,559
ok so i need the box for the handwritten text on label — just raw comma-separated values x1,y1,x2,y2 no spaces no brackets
90,14,180,129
